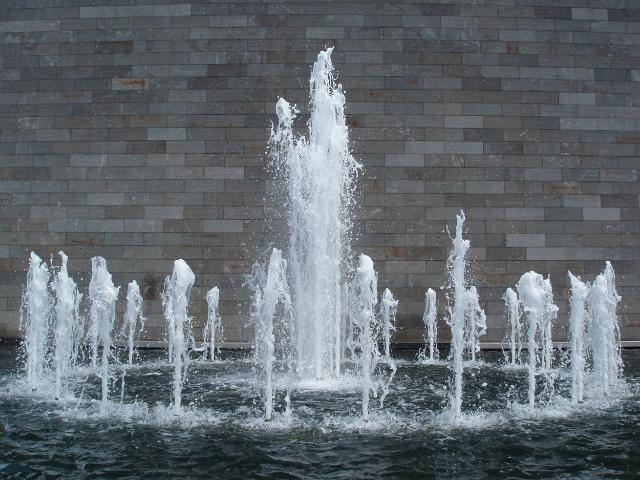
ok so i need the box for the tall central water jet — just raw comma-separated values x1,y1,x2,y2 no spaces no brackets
269,48,361,380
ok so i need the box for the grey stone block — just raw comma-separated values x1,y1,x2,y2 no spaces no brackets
0,0,639,344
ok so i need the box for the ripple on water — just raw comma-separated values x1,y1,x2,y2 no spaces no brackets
1,347,639,479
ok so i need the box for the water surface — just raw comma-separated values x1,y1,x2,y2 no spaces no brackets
1,346,638,479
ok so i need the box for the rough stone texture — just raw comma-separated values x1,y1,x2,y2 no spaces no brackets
0,0,639,345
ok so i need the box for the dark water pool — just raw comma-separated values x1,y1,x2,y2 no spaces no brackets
1,346,639,479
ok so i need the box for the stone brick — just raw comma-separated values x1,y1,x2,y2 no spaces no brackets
0,0,638,345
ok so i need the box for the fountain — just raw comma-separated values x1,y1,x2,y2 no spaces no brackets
516,271,545,408
380,288,398,360
19,252,52,392
588,262,622,396
162,259,195,412
445,211,470,420
502,287,522,366
203,287,223,361
248,248,293,420
464,286,486,363
268,48,360,381
349,254,379,420
540,277,558,372
88,256,120,405
419,288,438,361
51,252,83,399
121,281,144,366
4,45,636,478
568,272,589,403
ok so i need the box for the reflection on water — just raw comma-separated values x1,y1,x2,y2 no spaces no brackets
1,346,638,479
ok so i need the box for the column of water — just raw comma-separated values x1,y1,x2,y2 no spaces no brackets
163,259,195,413
121,281,144,366
19,252,52,392
51,252,83,399
446,211,470,420
422,288,438,361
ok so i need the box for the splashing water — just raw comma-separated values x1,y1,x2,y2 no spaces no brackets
162,259,195,413
203,287,223,361
88,256,120,405
349,254,379,420
269,48,361,381
19,252,53,391
464,286,486,363
380,288,398,360
51,252,83,399
588,262,622,396
445,211,470,420
540,277,558,372
502,287,522,366
420,288,438,361
516,271,545,408
121,280,144,366
568,272,589,403
249,248,293,420
379,288,398,409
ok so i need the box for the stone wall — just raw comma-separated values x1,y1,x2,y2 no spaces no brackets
1,0,639,344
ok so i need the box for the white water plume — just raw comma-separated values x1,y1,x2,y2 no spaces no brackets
248,248,293,421
88,256,119,406
19,252,53,391
51,252,83,399
268,48,361,381
502,287,522,366
350,254,379,420
162,259,196,413
568,272,589,403
516,271,545,408
445,211,470,420
203,287,223,361
121,281,144,366
588,262,622,396
464,286,486,363
380,288,398,360
420,288,438,361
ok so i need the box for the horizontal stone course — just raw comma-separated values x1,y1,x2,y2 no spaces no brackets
0,0,638,344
